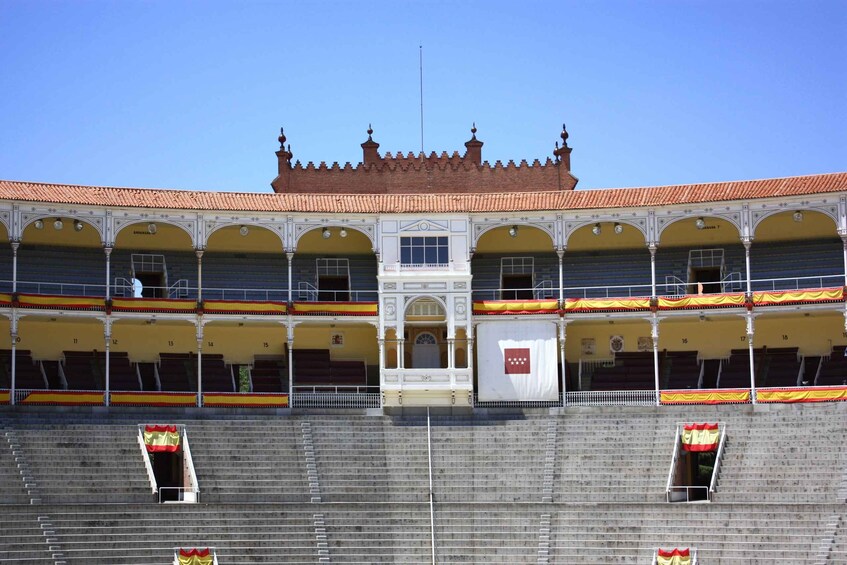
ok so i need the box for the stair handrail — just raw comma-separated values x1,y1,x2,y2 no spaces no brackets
709,424,727,498
665,423,682,502
297,281,318,301
181,429,200,502
136,425,158,494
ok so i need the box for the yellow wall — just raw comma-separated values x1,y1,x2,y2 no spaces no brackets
754,211,836,243
293,325,378,363
18,319,110,359
564,312,845,361
22,220,101,248
206,226,284,253
567,223,646,251
564,320,653,360
659,217,740,247
115,222,193,251
476,226,554,253
296,227,373,254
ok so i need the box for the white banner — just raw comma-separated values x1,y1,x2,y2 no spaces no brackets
477,321,559,401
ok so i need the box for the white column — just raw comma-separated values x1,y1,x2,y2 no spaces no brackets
195,248,204,302
103,318,111,406
556,247,564,305
648,243,657,298
651,313,661,406
196,322,203,407
104,246,112,300
841,235,847,286
11,241,19,294
9,314,18,405
286,251,294,304
398,338,405,369
447,338,455,370
746,312,757,404
742,237,753,295
558,318,567,400
287,338,294,407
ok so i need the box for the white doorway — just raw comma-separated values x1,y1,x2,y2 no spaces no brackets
412,332,440,368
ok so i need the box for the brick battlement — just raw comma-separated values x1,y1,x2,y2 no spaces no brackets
271,125,578,194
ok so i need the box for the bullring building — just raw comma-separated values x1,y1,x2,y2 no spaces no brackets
0,124,844,410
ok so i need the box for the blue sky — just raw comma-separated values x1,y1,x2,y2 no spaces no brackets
0,0,844,193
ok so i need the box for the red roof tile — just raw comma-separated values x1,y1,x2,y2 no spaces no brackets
0,172,845,214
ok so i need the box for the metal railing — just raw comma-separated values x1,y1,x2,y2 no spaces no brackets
750,274,844,292
292,386,381,408
15,280,106,296
473,393,564,408
709,426,727,497
666,485,709,503
665,424,682,501
158,486,199,504
565,389,656,406
200,287,289,301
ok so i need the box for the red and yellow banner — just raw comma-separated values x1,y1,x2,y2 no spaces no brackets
203,300,287,315
17,293,105,310
752,287,843,306
658,293,745,310
111,392,197,407
661,389,750,405
143,424,180,453
657,548,691,565
563,297,650,312
0,293,12,306
757,386,847,403
111,297,196,313
203,392,289,407
292,301,378,315
473,299,559,315
0,390,9,404
681,423,719,452
178,548,213,565
19,390,104,405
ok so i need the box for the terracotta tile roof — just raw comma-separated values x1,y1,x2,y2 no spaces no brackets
1,172,845,214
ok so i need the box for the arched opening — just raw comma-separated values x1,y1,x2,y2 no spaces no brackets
203,225,286,301
294,226,377,303
404,298,448,369
473,225,556,301
564,222,649,298
113,222,194,299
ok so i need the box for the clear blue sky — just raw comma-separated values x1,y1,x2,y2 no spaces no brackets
1,1,844,193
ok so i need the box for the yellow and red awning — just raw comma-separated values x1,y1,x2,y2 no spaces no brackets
658,293,745,310
473,299,559,315
111,297,196,313
661,389,750,405
291,301,378,315
203,392,289,407
752,287,843,306
202,299,287,315
177,548,213,565
757,386,847,403
681,423,719,452
17,293,105,311
563,297,650,312
143,424,180,453
657,548,691,565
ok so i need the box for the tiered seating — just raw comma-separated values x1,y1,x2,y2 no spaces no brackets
137,361,158,390
250,357,287,392
717,349,758,388
187,419,307,503
701,358,721,388
0,508,53,563
760,347,801,387
711,404,846,504
589,352,654,390
817,345,847,385
62,351,101,390
662,350,700,389
0,349,46,389
308,416,429,502
158,353,194,391
555,409,671,502
292,349,331,385
96,352,139,391
429,416,550,502
750,238,843,290
4,422,153,503
199,354,234,392
41,359,62,389
329,360,366,386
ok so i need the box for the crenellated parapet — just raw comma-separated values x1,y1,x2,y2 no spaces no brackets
271,124,579,194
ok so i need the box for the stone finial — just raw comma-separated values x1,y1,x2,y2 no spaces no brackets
271,127,294,192
553,123,572,173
